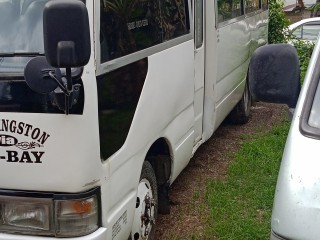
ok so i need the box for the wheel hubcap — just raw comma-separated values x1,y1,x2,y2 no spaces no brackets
132,179,155,240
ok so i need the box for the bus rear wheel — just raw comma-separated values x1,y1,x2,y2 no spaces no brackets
229,81,252,124
131,161,158,240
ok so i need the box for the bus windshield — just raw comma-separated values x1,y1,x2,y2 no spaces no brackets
0,0,49,74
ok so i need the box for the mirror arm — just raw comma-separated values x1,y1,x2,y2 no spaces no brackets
49,69,76,115
49,70,71,115
48,71,69,96
66,68,73,92
65,68,73,115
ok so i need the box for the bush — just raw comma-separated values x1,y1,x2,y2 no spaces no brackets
268,0,290,43
292,40,315,82
268,0,315,82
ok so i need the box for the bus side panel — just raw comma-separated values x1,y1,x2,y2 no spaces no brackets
215,12,268,129
214,20,251,130
203,10,268,141
127,40,195,181
99,40,195,238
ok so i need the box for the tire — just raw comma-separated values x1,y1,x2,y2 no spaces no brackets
229,81,252,124
130,161,158,240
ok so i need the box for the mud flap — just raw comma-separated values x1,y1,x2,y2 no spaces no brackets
149,155,171,215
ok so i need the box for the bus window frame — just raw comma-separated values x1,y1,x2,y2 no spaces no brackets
95,0,194,76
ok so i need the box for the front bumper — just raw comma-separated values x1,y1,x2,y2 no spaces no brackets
0,228,107,240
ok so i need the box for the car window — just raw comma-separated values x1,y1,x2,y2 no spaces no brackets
292,22,320,41
308,82,320,128
300,47,320,139
292,27,302,39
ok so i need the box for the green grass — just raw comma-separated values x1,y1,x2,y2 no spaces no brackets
205,121,290,240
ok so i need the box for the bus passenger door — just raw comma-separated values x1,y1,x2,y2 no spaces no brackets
193,0,205,145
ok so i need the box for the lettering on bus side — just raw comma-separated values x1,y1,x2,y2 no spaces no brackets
0,119,50,163
0,151,45,163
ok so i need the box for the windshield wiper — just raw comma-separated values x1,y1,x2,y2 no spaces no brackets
0,52,45,57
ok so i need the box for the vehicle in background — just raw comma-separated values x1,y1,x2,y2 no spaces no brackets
289,17,320,42
249,40,320,239
0,0,268,239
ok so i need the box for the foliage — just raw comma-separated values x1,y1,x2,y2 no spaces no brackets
268,0,315,80
288,30,315,82
102,0,137,16
205,122,290,239
292,39,315,81
268,0,290,43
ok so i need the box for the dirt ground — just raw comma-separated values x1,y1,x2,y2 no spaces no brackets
155,102,288,240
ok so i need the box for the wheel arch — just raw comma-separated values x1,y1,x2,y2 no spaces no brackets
143,137,173,215
145,137,173,185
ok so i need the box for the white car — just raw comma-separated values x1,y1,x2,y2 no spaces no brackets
249,40,320,239
289,17,320,42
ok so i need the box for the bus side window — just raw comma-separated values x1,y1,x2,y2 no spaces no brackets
218,0,243,23
195,0,203,48
160,0,189,41
245,0,260,13
100,0,190,63
262,0,268,10
100,0,162,62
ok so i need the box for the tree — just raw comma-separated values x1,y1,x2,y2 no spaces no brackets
268,0,290,44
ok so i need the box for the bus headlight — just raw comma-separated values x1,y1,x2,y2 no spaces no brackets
0,197,53,235
0,189,99,237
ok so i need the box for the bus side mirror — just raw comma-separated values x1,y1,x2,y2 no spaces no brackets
249,44,301,108
43,0,91,68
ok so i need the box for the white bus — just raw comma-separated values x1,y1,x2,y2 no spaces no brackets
0,0,268,239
